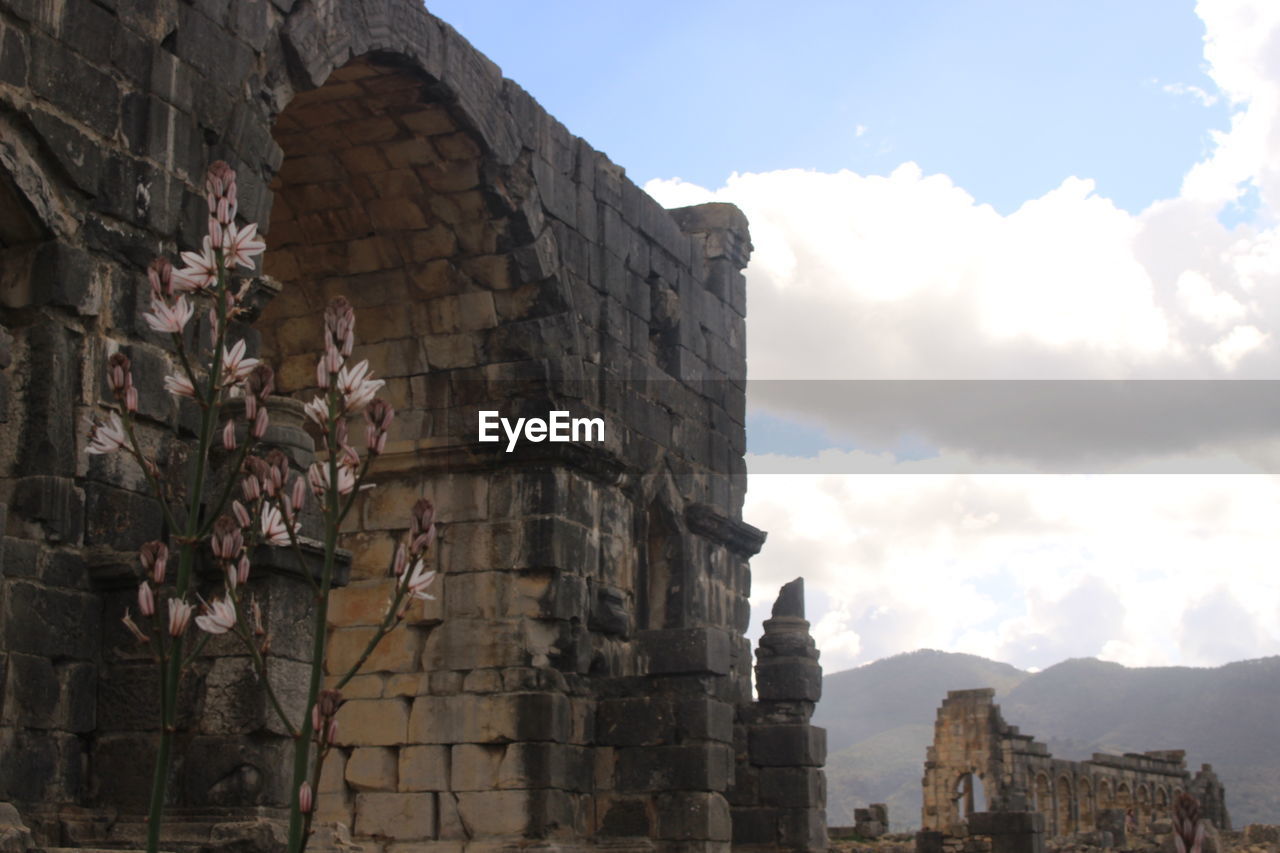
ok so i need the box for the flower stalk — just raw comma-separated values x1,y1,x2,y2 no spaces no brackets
89,162,439,853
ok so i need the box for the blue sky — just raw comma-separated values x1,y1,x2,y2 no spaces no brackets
428,0,1227,213
427,1,1280,673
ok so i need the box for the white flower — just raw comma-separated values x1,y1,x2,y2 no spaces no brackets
336,360,385,413
404,559,437,601
87,413,128,455
164,373,197,399
260,504,296,546
221,339,260,384
195,596,237,634
303,396,329,428
143,295,194,334
308,461,355,496
222,222,266,270
172,236,219,292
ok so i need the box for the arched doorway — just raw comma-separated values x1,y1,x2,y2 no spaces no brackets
1056,774,1074,836
954,772,986,819
1077,777,1094,831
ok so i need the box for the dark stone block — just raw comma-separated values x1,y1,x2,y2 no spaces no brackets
599,797,650,837
27,109,102,195
29,240,94,314
45,549,88,588
0,726,83,802
2,579,99,659
29,32,121,135
0,536,40,579
89,732,158,811
755,657,822,703
83,482,163,551
655,791,732,842
18,322,82,477
675,697,734,743
1,652,58,728
59,0,117,65
0,25,28,87
731,806,780,845
760,767,825,809
615,743,732,792
749,724,826,767
12,476,84,544
727,761,759,807
916,830,947,853
597,696,672,747
174,3,252,83
777,807,827,848
639,627,732,675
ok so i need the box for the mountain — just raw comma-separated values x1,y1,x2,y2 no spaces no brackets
814,650,1280,831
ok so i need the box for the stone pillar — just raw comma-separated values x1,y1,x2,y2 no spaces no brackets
731,578,827,852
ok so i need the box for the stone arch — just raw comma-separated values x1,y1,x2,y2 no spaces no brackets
1034,773,1053,826
1077,776,1094,831
954,771,986,818
1155,785,1170,821
1098,778,1114,810
1136,784,1151,829
1056,773,1074,836
1117,781,1132,811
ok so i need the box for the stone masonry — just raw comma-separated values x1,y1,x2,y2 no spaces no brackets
0,1,827,852
921,689,1229,841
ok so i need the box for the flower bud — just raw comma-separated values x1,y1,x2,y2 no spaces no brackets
266,449,289,496
168,598,194,637
107,352,132,395
298,781,313,814
392,543,408,576
236,555,250,587
211,515,243,561
251,407,269,439
137,581,155,617
291,475,307,515
222,418,237,451
148,257,174,300
139,540,169,584
317,688,343,718
232,499,251,528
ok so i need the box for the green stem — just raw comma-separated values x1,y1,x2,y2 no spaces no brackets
143,257,231,853
287,391,341,853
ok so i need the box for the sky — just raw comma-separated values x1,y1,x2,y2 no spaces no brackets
425,1,1280,674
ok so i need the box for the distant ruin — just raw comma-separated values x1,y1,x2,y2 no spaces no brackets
0,1,828,851
921,689,1229,843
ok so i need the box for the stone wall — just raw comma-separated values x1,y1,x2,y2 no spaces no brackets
0,1,825,851
921,689,1230,841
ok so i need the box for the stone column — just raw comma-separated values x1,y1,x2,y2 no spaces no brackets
731,578,827,852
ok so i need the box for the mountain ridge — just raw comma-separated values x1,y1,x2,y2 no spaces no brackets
814,649,1280,830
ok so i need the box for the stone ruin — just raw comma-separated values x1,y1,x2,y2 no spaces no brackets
0,0,828,851
918,689,1230,852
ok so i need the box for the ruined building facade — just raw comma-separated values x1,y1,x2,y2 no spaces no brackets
0,1,826,851
922,689,1229,839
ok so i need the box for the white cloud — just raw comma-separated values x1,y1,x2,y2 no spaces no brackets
645,0,1280,670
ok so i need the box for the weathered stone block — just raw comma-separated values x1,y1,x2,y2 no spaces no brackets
616,743,733,793
346,746,398,791
409,692,571,745
12,476,83,544
2,579,98,660
655,792,732,842
749,724,826,767
759,767,825,809
400,744,450,791
335,697,410,746
355,791,435,840
639,627,732,675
